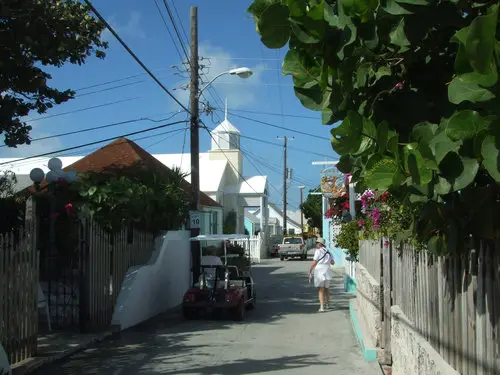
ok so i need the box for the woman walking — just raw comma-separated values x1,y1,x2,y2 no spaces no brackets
308,238,335,312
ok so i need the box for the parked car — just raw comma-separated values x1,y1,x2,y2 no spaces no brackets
278,236,308,261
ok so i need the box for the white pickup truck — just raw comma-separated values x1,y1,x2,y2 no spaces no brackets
277,236,308,261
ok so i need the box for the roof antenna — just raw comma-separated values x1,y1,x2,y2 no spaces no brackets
224,97,228,121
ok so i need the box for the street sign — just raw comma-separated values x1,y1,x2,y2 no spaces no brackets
189,211,201,229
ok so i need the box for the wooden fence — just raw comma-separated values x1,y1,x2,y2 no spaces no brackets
0,228,39,365
359,239,381,281
80,221,154,332
358,239,500,374
391,241,500,375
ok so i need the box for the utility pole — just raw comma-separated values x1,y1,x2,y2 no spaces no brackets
189,6,201,282
278,136,294,235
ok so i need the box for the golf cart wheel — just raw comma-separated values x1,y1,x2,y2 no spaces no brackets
233,300,246,321
301,254,307,261
280,256,284,261
182,307,197,320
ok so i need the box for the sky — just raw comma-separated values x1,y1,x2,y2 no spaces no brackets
0,0,339,210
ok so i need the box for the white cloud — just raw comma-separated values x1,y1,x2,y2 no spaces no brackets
102,11,146,42
168,43,267,115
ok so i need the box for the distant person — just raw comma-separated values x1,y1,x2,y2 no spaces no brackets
308,238,335,312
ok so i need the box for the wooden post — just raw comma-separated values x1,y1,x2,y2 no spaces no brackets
381,238,392,364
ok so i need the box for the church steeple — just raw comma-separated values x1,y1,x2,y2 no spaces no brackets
210,99,240,151
224,97,228,121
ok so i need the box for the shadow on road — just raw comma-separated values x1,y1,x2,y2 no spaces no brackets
33,261,354,375
155,354,336,375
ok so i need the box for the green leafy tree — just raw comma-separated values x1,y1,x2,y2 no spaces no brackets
0,171,24,233
77,167,190,234
300,186,323,234
223,211,237,234
0,0,107,147
249,0,500,253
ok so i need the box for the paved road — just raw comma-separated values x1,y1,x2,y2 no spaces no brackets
34,259,381,375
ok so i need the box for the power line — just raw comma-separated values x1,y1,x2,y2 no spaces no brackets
4,111,185,148
171,0,190,44
75,67,173,91
82,0,189,112
237,134,333,159
153,0,225,124
153,0,184,61
214,107,319,120
240,145,301,207
77,80,147,97
26,97,141,122
0,120,188,166
5,127,187,171
162,0,190,61
223,111,331,141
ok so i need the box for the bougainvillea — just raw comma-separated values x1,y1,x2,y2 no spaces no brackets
324,192,349,222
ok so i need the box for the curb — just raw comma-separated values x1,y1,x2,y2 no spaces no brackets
349,300,377,362
12,331,113,375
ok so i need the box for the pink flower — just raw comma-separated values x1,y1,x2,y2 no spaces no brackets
393,82,404,90
358,220,365,228
384,240,389,248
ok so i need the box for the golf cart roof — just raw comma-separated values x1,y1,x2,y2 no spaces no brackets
189,234,250,242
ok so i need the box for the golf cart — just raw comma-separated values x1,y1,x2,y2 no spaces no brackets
182,234,256,321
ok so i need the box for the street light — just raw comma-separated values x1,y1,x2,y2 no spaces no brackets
29,157,78,188
198,67,253,97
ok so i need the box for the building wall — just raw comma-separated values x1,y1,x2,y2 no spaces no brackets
208,149,241,188
252,206,301,234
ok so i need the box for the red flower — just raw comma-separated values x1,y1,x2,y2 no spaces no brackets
65,202,75,215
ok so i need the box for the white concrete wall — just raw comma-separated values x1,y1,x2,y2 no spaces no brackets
111,230,191,331
391,306,459,375
355,263,382,346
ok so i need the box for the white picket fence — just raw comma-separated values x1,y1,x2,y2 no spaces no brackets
234,234,265,263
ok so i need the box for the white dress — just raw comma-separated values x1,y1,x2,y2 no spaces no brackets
313,247,334,288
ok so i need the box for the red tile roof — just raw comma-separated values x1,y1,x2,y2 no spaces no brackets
30,137,220,208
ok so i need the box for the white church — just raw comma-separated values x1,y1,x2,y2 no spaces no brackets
0,108,271,240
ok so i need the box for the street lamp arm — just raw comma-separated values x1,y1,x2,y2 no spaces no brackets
198,71,229,97
198,67,253,98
